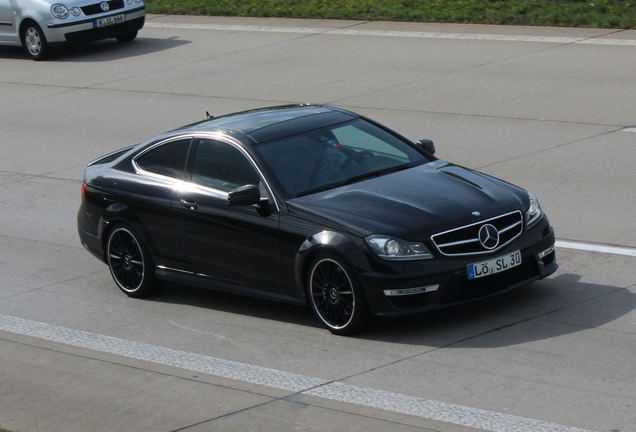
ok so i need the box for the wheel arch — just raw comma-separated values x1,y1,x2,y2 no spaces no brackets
300,235,373,335
295,230,363,297
19,17,51,60
18,17,44,40
98,202,159,263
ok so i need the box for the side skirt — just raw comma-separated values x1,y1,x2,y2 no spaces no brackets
155,266,307,306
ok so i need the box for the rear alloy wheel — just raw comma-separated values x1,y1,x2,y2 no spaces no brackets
106,225,157,297
308,253,370,335
21,22,51,61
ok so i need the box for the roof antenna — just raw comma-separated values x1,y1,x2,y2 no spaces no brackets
206,111,214,120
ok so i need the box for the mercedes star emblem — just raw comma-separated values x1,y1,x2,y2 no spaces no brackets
478,224,499,250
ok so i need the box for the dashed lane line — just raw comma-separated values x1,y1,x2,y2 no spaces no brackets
556,241,636,257
0,314,595,432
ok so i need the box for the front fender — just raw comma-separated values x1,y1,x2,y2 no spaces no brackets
294,230,366,293
13,0,52,27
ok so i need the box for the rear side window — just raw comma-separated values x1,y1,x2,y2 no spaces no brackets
135,139,191,180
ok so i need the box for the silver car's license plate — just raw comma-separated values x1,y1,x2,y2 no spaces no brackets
94,14,125,28
467,250,521,280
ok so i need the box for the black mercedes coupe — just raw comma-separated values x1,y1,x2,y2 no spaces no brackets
77,104,557,334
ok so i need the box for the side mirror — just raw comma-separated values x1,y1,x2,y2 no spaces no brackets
227,184,261,206
416,139,435,155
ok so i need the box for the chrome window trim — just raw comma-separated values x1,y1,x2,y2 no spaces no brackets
132,132,280,212
132,134,193,180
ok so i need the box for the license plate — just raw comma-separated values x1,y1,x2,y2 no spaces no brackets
467,250,521,280
94,14,125,28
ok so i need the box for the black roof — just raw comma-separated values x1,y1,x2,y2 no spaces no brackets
177,104,358,143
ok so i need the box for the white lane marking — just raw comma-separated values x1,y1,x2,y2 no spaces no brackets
307,382,593,432
556,241,636,257
0,314,595,432
622,127,636,133
145,22,636,46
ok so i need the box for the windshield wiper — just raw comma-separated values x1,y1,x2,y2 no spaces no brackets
295,182,345,198
294,162,422,198
344,161,421,184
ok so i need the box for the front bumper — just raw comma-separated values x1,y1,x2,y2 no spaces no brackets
43,7,145,44
355,217,558,317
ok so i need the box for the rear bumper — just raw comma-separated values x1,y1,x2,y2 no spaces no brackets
78,225,106,263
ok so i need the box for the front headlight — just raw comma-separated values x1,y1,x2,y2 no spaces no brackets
525,192,543,229
366,235,434,261
51,3,69,19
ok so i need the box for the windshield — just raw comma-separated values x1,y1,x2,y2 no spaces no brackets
253,119,429,197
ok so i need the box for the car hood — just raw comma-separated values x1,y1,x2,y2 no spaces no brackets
287,160,529,239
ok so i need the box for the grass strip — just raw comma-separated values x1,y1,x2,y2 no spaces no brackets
145,0,636,28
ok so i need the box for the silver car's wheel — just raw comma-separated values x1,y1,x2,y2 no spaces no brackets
308,253,370,335
106,225,157,297
21,22,51,61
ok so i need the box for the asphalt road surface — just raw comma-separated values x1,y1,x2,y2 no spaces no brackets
1,14,635,432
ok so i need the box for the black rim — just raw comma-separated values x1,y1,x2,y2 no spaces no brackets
310,258,355,329
108,228,145,292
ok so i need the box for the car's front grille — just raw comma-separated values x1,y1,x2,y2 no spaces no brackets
81,0,125,16
431,211,523,256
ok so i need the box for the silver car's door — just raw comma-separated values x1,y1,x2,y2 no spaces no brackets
0,0,19,44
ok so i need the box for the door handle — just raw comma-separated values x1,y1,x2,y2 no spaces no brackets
179,198,197,210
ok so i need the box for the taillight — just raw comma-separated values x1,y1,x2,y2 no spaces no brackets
81,182,87,199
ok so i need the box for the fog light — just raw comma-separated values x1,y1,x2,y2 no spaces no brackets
383,285,439,296
538,244,555,259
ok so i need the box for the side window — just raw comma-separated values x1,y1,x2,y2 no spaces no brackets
191,139,260,192
135,139,191,180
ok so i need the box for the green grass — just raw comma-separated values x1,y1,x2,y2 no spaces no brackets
145,0,636,28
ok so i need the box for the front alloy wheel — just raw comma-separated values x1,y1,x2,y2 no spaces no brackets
106,225,157,297
308,253,370,335
22,22,51,61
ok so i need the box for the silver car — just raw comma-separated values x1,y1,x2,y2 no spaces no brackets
0,0,145,60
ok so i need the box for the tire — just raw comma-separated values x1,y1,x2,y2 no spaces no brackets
106,224,158,298
116,31,138,43
307,252,370,335
21,22,51,61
